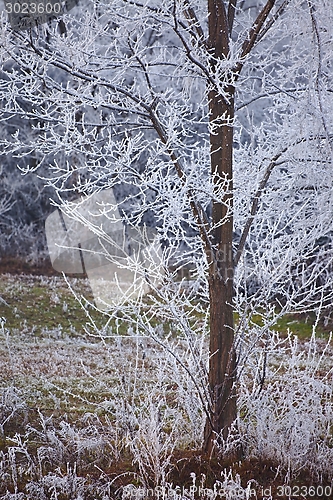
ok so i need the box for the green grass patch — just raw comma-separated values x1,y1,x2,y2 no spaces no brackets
247,311,329,339
1,273,331,342
0,275,108,336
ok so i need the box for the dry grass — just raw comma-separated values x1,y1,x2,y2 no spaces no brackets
0,272,332,499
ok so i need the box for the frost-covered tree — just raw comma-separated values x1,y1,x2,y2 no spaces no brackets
0,59,69,261
0,0,332,456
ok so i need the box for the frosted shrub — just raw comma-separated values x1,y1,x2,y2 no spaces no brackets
0,388,28,438
26,465,86,500
106,332,206,488
239,331,333,478
124,398,178,488
0,493,26,500
0,324,333,495
120,470,256,500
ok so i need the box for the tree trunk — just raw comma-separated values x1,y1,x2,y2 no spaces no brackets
203,0,237,456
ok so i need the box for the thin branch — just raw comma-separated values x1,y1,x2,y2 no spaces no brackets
307,0,331,146
234,134,333,265
148,331,214,429
172,3,216,88
255,0,292,45
148,107,213,262
235,0,276,75
112,304,214,428
127,36,155,99
21,34,153,114
227,0,237,33
234,142,298,266
183,0,206,43
123,0,206,49
236,87,302,111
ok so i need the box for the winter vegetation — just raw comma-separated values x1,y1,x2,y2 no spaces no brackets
0,274,332,498
0,0,333,497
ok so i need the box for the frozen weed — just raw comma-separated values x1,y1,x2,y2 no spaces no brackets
0,388,28,438
26,464,86,500
120,470,256,499
124,396,179,488
239,330,333,479
0,272,332,495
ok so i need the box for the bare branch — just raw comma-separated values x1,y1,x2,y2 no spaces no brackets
183,0,206,44
172,4,216,88
255,0,292,45
234,150,283,267
235,0,276,74
234,134,333,266
148,108,213,261
236,86,302,111
307,0,332,146
227,0,237,33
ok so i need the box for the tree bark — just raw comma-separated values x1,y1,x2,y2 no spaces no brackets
203,0,237,456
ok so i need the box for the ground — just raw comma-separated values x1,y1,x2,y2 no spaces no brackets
0,259,332,499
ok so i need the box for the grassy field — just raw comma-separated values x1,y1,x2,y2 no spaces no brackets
0,271,332,499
